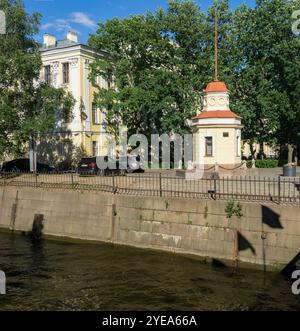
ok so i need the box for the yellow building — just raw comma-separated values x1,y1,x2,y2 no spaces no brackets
41,32,110,158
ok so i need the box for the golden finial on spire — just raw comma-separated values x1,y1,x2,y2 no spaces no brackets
214,9,219,82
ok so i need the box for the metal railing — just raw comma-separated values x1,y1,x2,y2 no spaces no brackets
0,171,299,204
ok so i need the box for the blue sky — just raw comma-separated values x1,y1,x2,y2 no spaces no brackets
23,0,255,44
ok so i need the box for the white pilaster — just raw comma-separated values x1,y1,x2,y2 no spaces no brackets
83,59,91,133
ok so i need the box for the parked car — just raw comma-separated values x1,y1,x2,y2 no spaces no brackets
77,156,145,176
1,158,56,173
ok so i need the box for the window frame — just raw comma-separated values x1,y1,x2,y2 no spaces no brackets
236,136,241,157
205,136,213,157
92,141,99,157
62,62,70,84
44,65,51,85
92,102,100,124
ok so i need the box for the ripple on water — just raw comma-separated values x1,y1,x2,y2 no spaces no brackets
0,232,299,311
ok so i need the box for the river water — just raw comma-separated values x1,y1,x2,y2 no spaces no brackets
0,232,299,311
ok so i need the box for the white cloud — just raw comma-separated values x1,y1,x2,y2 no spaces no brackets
41,19,71,32
69,12,97,29
41,12,96,34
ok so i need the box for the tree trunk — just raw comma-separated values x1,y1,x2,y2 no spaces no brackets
259,141,264,159
287,144,294,164
250,144,256,159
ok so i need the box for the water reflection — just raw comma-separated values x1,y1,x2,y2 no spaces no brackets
0,232,299,311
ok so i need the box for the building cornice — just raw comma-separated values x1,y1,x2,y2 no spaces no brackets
41,44,111,60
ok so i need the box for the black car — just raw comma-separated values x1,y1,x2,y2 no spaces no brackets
1,158,56,173
77,156,145,176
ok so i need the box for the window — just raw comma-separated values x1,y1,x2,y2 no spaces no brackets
223,132,229,137
236,136,241,157
44,65,51,85
205,137,213,157
62,62,69,84
92,141,99,156
92,103,100,124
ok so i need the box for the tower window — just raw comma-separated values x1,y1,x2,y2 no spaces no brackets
236,136,241,157
205,137,213,157
223,132,229,137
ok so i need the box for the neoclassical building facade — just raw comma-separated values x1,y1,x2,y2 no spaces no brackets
41,32,110,157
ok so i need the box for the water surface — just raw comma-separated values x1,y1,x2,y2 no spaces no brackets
0,232,299,311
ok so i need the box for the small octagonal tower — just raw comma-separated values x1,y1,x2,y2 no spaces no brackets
191,11,243,169
191,81,243,168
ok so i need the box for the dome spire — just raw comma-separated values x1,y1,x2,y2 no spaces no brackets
214,10,218,82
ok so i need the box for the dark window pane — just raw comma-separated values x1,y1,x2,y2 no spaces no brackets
62,63,69,84
44,65,51,85
205,137,213,156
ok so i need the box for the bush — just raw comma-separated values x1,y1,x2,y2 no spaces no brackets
255,159,279,168
246,160,253,169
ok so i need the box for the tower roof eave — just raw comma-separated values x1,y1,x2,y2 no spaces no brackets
192,110,241,120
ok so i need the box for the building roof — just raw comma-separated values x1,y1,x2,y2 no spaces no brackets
41,39,79,51
193,110,241,120
40,41,111,60
205,81,229,93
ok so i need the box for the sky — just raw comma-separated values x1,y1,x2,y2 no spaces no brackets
23,0,255,44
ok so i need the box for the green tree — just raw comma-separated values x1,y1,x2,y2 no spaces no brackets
0,0,74,159
228,0,300,161
88,0,210,137
89,0,300,163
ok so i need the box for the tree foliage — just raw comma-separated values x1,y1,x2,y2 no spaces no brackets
0,0,74,158
89,0,300,161
229,0,300,161
89,0,209,137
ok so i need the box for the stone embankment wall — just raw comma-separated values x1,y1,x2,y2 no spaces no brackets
0,186,299,270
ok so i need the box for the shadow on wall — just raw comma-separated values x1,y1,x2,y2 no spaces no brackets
261,205,284,273
281,252,300,277
36,133,88,170
261,205,283,229
235,205,283,267
238,231,256,255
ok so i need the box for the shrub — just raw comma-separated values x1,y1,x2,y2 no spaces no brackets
255,159,279,168
225,201,243,219
246,160,252,169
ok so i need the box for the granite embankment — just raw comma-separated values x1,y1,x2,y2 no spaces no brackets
0,185,299,270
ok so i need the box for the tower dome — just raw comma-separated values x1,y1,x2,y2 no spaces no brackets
205,81,228,93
